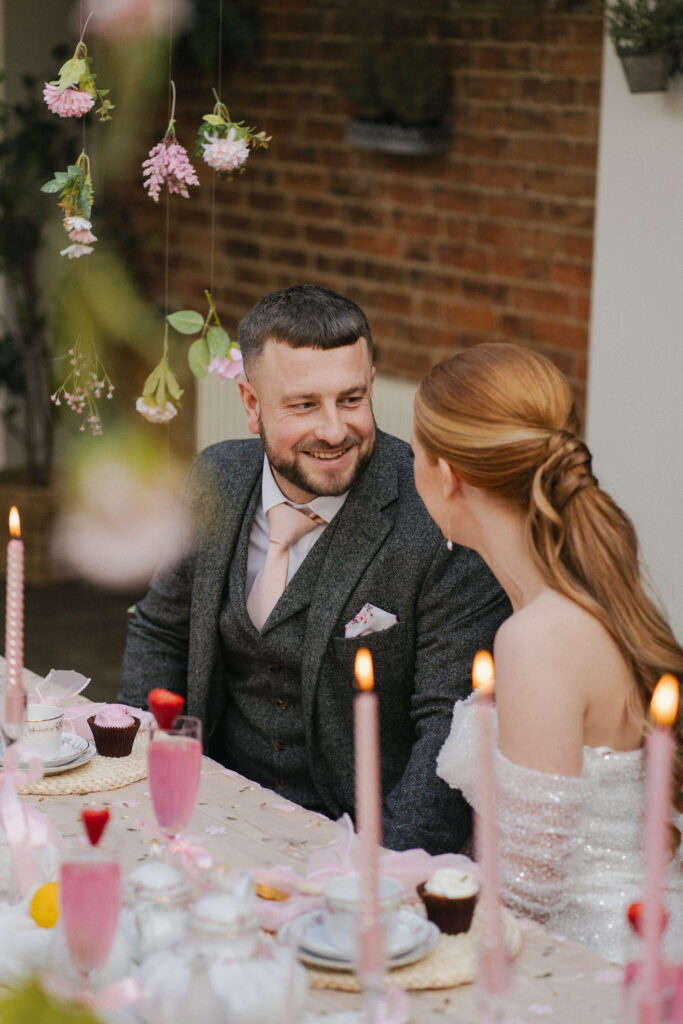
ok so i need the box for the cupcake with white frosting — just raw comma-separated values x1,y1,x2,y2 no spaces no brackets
417,868,479,934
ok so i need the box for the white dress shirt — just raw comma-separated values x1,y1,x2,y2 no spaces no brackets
246,457,348,595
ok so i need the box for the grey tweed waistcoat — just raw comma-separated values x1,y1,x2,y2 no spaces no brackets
215,483,336,813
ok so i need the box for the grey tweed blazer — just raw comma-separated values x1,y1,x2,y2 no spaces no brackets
119,430,510,854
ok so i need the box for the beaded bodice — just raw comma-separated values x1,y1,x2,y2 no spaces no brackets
437,695,683,964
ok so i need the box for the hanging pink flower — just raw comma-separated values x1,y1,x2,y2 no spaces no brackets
64,217,97,244
142,127,200,202
43,83,95,118
69,227,98,244
201,128,250,174
135,397,178,423
208,351,244,380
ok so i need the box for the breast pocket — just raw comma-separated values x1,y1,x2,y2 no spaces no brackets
332,622,410,691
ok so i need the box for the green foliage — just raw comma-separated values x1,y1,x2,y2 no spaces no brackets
376,41,450,126
339,2,450,126
605,0,683,52
173,0,259,78
0,73,74,282
0,978,100,1024
166,310,205,335
166,293,241,383
0,69,75,483
40,162,93,219
142,351,184,406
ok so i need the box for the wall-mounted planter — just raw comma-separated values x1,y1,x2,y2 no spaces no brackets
617,48,675,92
345,118,451,156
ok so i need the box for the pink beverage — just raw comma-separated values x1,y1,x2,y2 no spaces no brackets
148,735,202,833
60,859,121,975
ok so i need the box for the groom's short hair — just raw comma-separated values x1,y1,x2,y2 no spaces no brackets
237,283,373,375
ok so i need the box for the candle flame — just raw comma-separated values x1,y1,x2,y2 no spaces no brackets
650,674,679,727
8,507,20,539
472,650,495,696
354,648,374,692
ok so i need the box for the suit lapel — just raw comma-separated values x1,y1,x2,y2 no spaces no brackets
300,432,399,722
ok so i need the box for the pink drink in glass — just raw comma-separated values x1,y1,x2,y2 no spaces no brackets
60,859,121,976
148,722,202,835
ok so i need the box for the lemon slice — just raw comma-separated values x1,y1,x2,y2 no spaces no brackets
29,881,59,929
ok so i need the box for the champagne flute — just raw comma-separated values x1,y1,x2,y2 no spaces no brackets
148,715,203,840
60,810,121,987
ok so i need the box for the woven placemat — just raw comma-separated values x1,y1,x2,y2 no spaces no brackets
307,907,522,992
17,735,147,796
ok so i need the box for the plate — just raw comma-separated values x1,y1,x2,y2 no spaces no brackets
1,731,90,769
279,909,440,972
41,740,96,776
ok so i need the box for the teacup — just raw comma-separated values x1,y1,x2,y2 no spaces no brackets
23,703,64,759
322,873,403,959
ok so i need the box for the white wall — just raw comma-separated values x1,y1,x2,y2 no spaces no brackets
587,39,683,641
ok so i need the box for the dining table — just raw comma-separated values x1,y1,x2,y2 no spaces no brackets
12,661,622,1023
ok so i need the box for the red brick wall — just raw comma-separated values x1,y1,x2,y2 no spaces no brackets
126,2,603,404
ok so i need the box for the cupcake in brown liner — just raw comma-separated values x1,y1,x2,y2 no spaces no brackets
417,868,479,935
88,705,141,758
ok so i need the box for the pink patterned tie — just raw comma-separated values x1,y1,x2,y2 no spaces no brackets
247,503,324,630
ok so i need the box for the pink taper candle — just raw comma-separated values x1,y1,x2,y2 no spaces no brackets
4,507,25,738
354,648,383,979
639,674,679,1024
473,650,509,999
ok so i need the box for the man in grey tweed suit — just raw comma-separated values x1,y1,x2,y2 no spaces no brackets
119,285,510,854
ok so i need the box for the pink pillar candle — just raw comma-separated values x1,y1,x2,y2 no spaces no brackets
640,674,679,1023
354,648,383,976
4,507,25,734
474,650,509,997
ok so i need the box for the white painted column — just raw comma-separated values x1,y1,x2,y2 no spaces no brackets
588,36,683,639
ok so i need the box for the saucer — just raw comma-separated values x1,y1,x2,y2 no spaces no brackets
279,908,440,971
0,731,90,768
40,732,91,768
41,740,96,776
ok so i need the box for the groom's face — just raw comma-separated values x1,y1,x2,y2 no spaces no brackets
239,337,376,504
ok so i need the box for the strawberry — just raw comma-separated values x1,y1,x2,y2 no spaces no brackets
627,901,668,936
148,688,185,730
82,808,110,847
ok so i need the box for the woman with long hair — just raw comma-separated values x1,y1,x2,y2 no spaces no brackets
412,342,683,963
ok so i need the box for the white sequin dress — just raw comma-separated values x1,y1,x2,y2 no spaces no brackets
437,694,683,964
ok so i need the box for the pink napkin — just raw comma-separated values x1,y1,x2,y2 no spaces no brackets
252,813,477,931
33,669,154,740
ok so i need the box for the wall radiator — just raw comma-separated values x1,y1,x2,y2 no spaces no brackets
196,372,417,452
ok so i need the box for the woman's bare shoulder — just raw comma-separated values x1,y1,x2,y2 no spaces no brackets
493,590,618,774
495,588,608,664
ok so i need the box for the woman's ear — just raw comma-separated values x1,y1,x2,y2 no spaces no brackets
438,458,460,498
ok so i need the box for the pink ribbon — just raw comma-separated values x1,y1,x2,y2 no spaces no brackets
252,813,478,932
136,818,213,875
0,743,59,898
41,972,142,1010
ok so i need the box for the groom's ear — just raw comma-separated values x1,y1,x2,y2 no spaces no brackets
238,379,261,436
438,458,460,498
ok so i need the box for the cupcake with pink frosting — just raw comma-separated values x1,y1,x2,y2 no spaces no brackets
88,704,141,757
